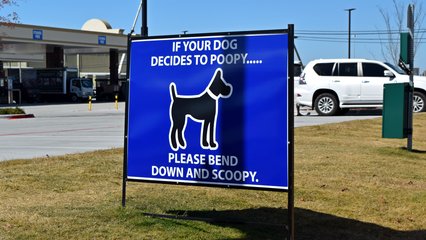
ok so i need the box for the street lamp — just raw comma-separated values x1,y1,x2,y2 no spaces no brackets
345,8,356,58
141,0,148,37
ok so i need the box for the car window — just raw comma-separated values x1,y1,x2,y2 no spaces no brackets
313,63,335,76
72,79,81,88
362,63,387,77
384,62,406,75
338,63,358,76
81,79,93,88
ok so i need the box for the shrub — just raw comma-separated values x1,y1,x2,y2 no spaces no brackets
0,107,26,115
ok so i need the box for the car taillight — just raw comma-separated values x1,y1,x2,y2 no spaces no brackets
299,73,306,85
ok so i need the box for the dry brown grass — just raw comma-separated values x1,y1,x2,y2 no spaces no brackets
0,114,425,239
295,114,426,239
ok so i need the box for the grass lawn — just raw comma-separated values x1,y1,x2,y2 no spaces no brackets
1,114,425,239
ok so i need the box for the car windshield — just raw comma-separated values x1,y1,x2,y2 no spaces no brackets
384,62,406,75
81,79,93,88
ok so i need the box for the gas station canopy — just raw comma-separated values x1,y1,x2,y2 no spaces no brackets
0,19,127,62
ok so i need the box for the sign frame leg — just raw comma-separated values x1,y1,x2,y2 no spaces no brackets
287,24,295,240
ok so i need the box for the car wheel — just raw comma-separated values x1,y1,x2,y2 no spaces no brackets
71,94,79,102
314,93,339,116
413,91,426,113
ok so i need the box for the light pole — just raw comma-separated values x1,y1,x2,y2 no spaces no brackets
345,8,356,58
141,0,148,37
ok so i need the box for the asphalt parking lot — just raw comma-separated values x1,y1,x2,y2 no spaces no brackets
295,107,382,127
0,103,382,161
0,102,125,161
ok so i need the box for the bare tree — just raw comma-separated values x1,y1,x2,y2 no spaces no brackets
0,0,19,24
378,0,425,65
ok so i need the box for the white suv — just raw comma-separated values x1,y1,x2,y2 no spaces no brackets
295,58,426,116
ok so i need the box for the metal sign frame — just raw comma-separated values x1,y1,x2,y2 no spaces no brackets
122,25,295,239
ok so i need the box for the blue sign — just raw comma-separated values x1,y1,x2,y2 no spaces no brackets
127,33,289,190
32,30,43,40
98,36,106,45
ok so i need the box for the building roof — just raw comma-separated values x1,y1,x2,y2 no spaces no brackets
0,20,127,62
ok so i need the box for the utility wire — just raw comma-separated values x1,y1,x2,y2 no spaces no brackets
295,28,426,44
296,29,426,36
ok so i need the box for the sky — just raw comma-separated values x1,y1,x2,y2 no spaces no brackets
5,0,426,72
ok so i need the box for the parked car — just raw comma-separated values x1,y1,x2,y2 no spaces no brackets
295,58,426,116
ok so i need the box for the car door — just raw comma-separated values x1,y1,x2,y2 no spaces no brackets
360,62,392,104
330,62,361,104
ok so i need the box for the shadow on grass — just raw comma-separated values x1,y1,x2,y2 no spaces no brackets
164,208,425,240
400,147,426,154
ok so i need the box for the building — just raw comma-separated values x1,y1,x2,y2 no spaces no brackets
0,19,128,103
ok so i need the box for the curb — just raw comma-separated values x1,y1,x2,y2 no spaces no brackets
0,114,35,120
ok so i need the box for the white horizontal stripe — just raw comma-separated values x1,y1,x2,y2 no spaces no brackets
0,146,119,150
128,176,288,190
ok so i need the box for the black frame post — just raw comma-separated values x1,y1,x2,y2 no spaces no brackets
287,24,295,240
122,0,149,208
407,4,414,151
122,34,132,208
142,0,148,37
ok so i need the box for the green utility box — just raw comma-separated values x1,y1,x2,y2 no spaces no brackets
382,82,410,138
